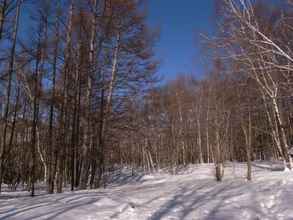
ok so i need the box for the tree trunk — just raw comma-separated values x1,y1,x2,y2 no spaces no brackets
0,0,21,193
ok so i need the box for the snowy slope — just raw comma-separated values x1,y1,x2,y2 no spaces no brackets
1,162,293,220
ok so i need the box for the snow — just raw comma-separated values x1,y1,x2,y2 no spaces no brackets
1,162,293,220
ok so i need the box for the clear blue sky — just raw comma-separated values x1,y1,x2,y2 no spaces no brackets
147,0,215,80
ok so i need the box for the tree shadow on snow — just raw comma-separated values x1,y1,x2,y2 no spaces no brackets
0,191,104,220
148,179,289,220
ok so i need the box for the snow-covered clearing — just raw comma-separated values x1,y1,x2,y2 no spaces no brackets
1,162,293,220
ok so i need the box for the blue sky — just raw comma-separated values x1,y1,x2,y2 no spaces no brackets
147,0,215,80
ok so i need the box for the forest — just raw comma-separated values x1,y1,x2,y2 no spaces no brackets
0,0,293,199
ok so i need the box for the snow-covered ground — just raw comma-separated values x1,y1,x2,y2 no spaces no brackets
1,162,293,220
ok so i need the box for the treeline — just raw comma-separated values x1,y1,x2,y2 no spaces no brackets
1,0,293,195
0,0,157,195
114,0,293,181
